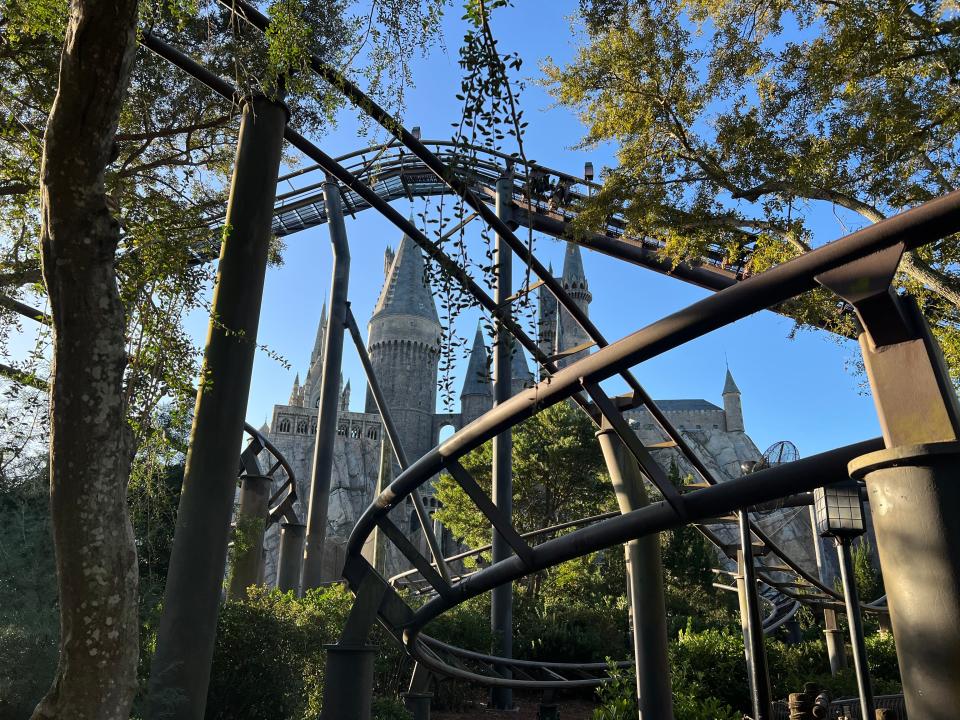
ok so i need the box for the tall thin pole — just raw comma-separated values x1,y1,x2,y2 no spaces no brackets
301,177,350,591
489,171,514,710
738,511,772,720
837,538,875,720
147,95,288,719
596,425,673,720
808,505,847,674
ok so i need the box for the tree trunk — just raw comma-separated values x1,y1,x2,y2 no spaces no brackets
32,0,141,717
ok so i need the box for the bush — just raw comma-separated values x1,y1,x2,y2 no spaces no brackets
204,586,352,719
517,603,628,663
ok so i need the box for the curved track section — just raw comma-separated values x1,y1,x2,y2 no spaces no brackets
328,188,960,687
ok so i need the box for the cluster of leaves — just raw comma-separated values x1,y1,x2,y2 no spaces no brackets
135,584,409,720
546,0,960,379
0,469,59,718
432,399,735,665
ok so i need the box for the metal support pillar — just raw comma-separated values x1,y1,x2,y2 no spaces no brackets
302,177,351,591
147,95,287,719
276,521,306,593
227,474,272,599
837,538,875,720
402,693,433,720
817,245,960,720
322,572,385,720
737,512,772,720
808,505,846,674
490,172,515,710
321,645,377,720
596,424,673,720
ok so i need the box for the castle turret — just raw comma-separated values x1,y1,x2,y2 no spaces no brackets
460,323,492,427
289,373,303,406
722,368,744,432
537,262,558,369
303,302,328,408
365,235,442,466
340,379,351,412
557,243,592,367
510,346,533,398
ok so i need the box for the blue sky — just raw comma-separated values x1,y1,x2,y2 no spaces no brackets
189,0,881,460
0,1,878,457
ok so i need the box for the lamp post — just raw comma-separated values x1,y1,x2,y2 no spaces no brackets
813,481,875,720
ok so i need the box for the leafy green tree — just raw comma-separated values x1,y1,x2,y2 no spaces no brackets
545,0,960,375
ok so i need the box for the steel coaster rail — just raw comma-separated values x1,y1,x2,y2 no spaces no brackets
217,0,748,509
140,31,689,544
340,191,958,674
141,25,949,692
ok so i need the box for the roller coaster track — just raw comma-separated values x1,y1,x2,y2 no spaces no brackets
266,139,742,293
137,11,957,699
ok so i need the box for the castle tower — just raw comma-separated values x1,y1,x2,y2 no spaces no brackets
303,302,328,408
289,373,303,407
510,346,534,397
365,234,442,467
460,323,492,427
723,367,744,432
557,242,592,368
537,262,558,368
340,379,351,412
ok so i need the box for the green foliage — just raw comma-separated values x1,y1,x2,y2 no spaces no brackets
435,399,613,552
0,471,58,717
593,662,636,720
203,585,351,720
371,697,413,720
546,0,960,380
672,691,740,720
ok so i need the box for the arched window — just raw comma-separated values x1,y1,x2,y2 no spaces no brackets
278,418,291,433
296,418,308,434
337,422,348,436
366,426,379,440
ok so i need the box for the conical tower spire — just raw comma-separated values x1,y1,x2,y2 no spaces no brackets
723,367,741,395
461,323,492,398
722,366,744,432
371,234,440,323
561,242,588,288
510,346,533,397
311,302,328,364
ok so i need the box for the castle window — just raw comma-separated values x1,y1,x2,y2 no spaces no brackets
366,426,379,440
310,420,317,435
337,422,348,436
296,418,308,434
713,424,719,429
350,424,362,439
278,418,291,433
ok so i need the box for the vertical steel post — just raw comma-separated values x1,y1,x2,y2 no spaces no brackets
227,474,272,600
147,95,287,719
276,521,306,593
738,512,773,720
301,177,351,591
596,425,673,720
489,171,514,710
817,249,960,720
808,505,847,674
837,538,875,720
